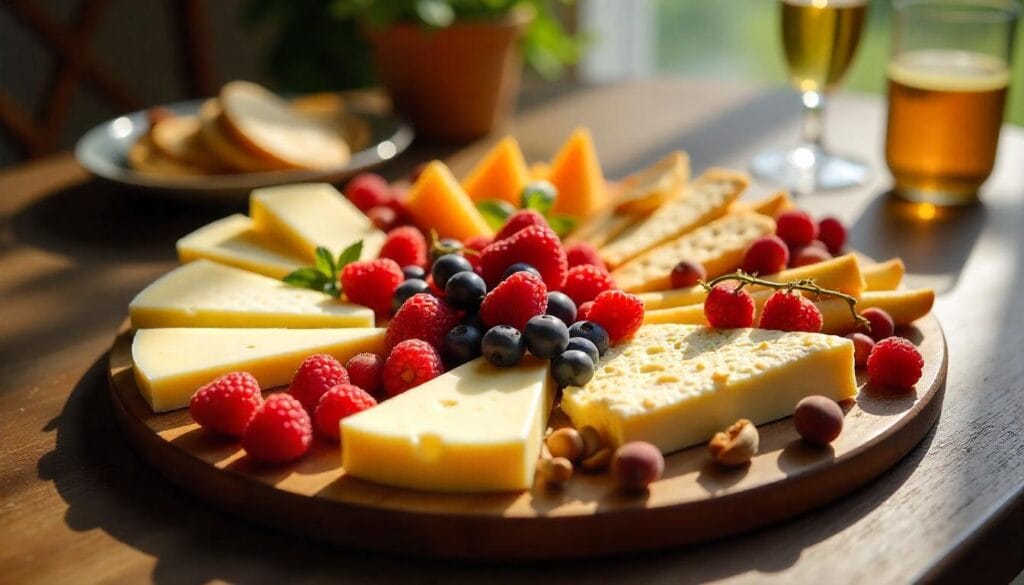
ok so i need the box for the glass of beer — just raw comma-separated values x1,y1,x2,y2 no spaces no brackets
751,0,871,194
886,0,1019,205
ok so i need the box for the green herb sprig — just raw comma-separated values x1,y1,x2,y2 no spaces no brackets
282,241,363,297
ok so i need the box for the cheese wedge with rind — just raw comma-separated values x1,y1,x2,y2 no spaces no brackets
561,324,858,453
601,168,749,268
341,357,556,493
250,183,384,261
129,259,374,329
132,327,384,413
612,213,776,293
177,214,306,279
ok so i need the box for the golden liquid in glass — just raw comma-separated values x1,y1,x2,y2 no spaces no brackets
886,49,1009,203
781,0,868,93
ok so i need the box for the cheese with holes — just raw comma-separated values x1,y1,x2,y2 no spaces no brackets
342,357,555,492
561,324,857,453
132,327,384,412
612,213,776,293
250,183,384,260
601,169,748,268
177,214,306,279
129,259,374,329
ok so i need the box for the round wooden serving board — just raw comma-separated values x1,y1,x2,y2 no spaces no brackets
108,316,947,560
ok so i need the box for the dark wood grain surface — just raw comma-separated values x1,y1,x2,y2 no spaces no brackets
1,79,1022,584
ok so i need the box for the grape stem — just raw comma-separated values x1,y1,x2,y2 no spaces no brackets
700,270,870,330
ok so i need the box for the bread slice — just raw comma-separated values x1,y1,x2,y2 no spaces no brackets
151,115,228,172
128,133,212,176
220,81,350,170
600,168,749,268
197,99,281,172
611,212,776,293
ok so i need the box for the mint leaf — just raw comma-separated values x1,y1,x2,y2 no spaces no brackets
476,199,515,231
547,215,577,238
521,181,557,215
314,246,336,279
323,281,341,298
283,267,330,291
337,240,363,271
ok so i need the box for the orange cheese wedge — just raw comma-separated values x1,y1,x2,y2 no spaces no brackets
546,128,609,218
462,136,531,206
405,161,495,241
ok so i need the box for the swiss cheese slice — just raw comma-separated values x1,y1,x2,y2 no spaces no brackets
176,214,306,279
561,324,858,453
129,259,374,329
342,357,556,493
249,183,384,261
601,168,749,268
132,327,384,412
612,213,776,293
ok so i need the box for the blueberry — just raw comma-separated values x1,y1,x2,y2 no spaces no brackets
567,320,611,356
545,291,577,326
524,315,570,359
552,349,595,387
566,337,600,365
502,262,542,281
402,265,426,281
445,271,487,311
392,279,430,313
442,324,483,368
431,253,474,289
430,238,464,263
481,325,525,367
462,312,486,332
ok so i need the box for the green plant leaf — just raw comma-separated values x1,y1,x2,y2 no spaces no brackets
521,181,557,215
283,267,331,291
337,240,364,270
323,281,342,298
547,215,577,238
314,246,337,278
476,199,516,231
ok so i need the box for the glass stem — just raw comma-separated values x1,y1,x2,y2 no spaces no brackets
800,90,826,150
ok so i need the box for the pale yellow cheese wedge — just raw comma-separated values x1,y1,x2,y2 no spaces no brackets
176,214,306,279
862,258,905,291
250,183,384,261
637,253,866,310
132,327,384,412
728,190,795,217
600,168,749,268
342,357,556,493
129,259,374,329
561,324,857,453
612,213,776,293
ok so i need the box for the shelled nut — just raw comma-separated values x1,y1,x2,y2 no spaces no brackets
708,419,759,466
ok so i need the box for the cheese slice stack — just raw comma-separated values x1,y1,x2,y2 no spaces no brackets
342,357,556,492
561,324,858,454
176,214,306,279
133,327,384,412
129,259,374,329
250,183,384,260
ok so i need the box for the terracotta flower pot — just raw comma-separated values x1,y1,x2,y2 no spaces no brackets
366,10,532,142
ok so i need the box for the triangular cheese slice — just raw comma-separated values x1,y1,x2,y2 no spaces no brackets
547,128,609,218
177,214,306,279
404,161,494,241
461,136,531,205
249,183,384,260
561,324,857,454
129,259,374,329
341,357,555,492
601,168,749,268
132,327,385,412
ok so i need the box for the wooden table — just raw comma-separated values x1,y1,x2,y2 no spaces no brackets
1,80,1022,584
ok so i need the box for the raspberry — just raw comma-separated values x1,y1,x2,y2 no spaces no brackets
704,282,756,328
340,258,404,316
775,210,819,248
560,264,616,306
385,189,412,225
565,242,608,272
758,291,823,332
366,206,399,231
379,226,428,269
345,173,391,212
586,290,644,343
789,244,832,268
314,383,377,441
288,353,349,412
817,217,847,255
425,274,445,297
859,307,895,341
670,260,706,288
577,301,595,322
345,352,384,397
385,293,461,353
383,339,444,397
742,235,790,275
480,271,548,331
480,225,568,290
867,337,924,390
463,234,492,271
845,332,875,367
189,372,263,437
494,209,550,242
242,393,312,464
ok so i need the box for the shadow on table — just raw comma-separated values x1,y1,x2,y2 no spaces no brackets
37,354,937,585
850,191,988,294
